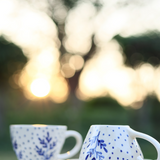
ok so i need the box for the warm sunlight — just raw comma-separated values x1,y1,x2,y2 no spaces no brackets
69,55,84,71
64,1,95,55
78,40,155,108
49,76,69,103
0,0,69,102
32,124,47,127
1,0,160,106
30,78,50,97
37,49,56,68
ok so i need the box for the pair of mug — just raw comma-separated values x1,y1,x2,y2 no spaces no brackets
10,124,160,160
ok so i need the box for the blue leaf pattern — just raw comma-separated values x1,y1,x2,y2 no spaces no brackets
18,151,23,159
35,132,57,160
12,140,23,159
85,131,107,160
13,140,18,150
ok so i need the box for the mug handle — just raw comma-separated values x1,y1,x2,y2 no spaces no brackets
57,130,82,159
129,128,160,160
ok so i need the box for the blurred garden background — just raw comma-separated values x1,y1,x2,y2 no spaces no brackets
0,0,160,159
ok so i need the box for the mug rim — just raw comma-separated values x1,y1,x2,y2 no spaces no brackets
10,124,67,129
91,125,130,127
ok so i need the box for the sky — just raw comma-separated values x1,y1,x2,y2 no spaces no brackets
0,0,160,108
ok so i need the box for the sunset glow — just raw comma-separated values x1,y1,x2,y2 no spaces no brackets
30,78,50,97
78,40,159,108
1,0,160,107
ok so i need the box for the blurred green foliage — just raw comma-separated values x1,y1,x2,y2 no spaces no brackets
0,36,27,84
114,33,160,67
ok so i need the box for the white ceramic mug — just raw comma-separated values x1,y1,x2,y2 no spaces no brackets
10,124,82,160
79,125,160,160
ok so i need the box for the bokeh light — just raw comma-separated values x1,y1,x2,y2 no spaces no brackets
0,0,69,102
78,40,160,108
37,50,55,68
69,55,84,71
60,54,84,78
61,63,75,78
49,76,69,103
1,0,160,107
30,78,50,97
64,1,96,55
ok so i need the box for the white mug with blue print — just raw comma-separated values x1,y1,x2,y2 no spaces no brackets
10,124,82,160
79,125,160,160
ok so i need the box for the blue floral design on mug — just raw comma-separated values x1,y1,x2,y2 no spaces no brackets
12,140,23,159
35,132,57,160
86,131,107,160
10,125,82,160
79,125,146,160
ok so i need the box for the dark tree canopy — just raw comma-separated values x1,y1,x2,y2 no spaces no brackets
114,33,160,67
0,36,27,84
